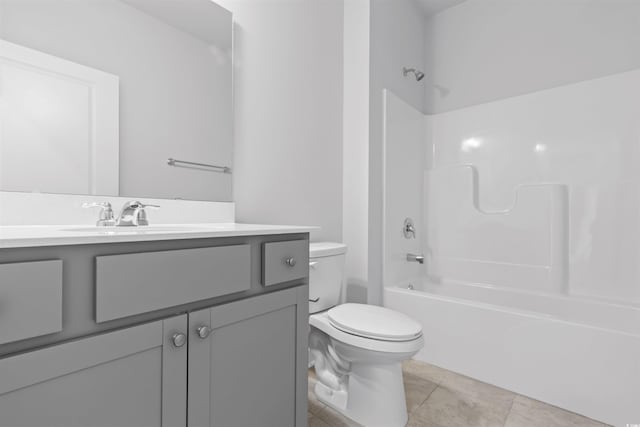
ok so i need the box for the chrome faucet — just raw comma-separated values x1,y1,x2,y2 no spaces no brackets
82,202,116,227
403,218,416,239
116,201,160,226
406,253,425,264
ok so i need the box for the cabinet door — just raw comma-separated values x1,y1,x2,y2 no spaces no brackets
188,286,309,427
0,315,188,427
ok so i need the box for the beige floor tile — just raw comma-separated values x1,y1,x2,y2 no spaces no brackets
438,370,515,410
315,405,364,427
410,385,512,427
402,359,450,385
406,416,433,427
404,371,438,414
308,414,332,427
310,360,607,427
504,395,610,427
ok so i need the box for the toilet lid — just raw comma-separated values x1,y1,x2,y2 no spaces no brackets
327,304,422,342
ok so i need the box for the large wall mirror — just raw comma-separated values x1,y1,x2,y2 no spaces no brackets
0,0,233,202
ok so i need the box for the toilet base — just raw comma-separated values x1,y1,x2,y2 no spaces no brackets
314,381,348,412
309,310,423,427
314,361,409,427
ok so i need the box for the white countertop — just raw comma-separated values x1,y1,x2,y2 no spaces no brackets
0,223,318,249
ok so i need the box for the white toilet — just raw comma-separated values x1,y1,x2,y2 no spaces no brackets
308,242,424,427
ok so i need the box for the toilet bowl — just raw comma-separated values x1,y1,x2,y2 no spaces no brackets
308,242,424,427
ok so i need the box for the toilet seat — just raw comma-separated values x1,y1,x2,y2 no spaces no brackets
310,310,424,354
328,304,422,342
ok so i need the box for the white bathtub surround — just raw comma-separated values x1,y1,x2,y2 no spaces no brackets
429,68,640,304
382,90,427,287
426,166,569,293
0,191,234,226
382,67,640,426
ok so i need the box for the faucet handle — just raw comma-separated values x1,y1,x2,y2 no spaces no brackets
403,218,416,239
127,201,160,210
135,202,160,226
82,202,116,227
139,203,160,209
82,201,111,209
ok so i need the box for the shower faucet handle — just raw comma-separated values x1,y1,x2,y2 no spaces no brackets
403,218,416,239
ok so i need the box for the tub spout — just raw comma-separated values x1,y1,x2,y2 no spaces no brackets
406,253,424,264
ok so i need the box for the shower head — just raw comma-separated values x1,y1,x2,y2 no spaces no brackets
403,67,425,81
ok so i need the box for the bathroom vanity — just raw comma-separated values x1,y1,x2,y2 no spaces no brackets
0,0,314,424
0,225,312,427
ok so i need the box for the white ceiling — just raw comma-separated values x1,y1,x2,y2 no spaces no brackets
416,0,468,17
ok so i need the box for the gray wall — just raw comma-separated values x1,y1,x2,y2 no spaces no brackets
217,0,344,243
0,0,232,201
424,0,640,113
342,0,370,304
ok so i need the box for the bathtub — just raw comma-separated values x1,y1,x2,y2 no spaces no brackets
384,280,640,427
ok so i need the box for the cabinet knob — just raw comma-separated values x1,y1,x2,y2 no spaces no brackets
285,257,296,267
196,325,212,339
172,332,187,348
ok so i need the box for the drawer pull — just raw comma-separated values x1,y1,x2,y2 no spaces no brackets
196,325,212,339
309,297,320,303
285,257,297,267
172,333,187,348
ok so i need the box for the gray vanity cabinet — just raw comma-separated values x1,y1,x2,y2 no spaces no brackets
188,286,309,427
0,315,188,427
0,234,310,427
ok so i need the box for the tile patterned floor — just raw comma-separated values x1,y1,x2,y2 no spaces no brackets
308,360,610,427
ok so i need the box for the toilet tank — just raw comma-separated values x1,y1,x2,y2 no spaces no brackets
309,242,347,314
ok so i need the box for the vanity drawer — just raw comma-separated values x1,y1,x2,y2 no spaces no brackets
96,245,251,322
262,240,309,286
0,260,63,345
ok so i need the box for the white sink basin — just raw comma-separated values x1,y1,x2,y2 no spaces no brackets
61,225,210,233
